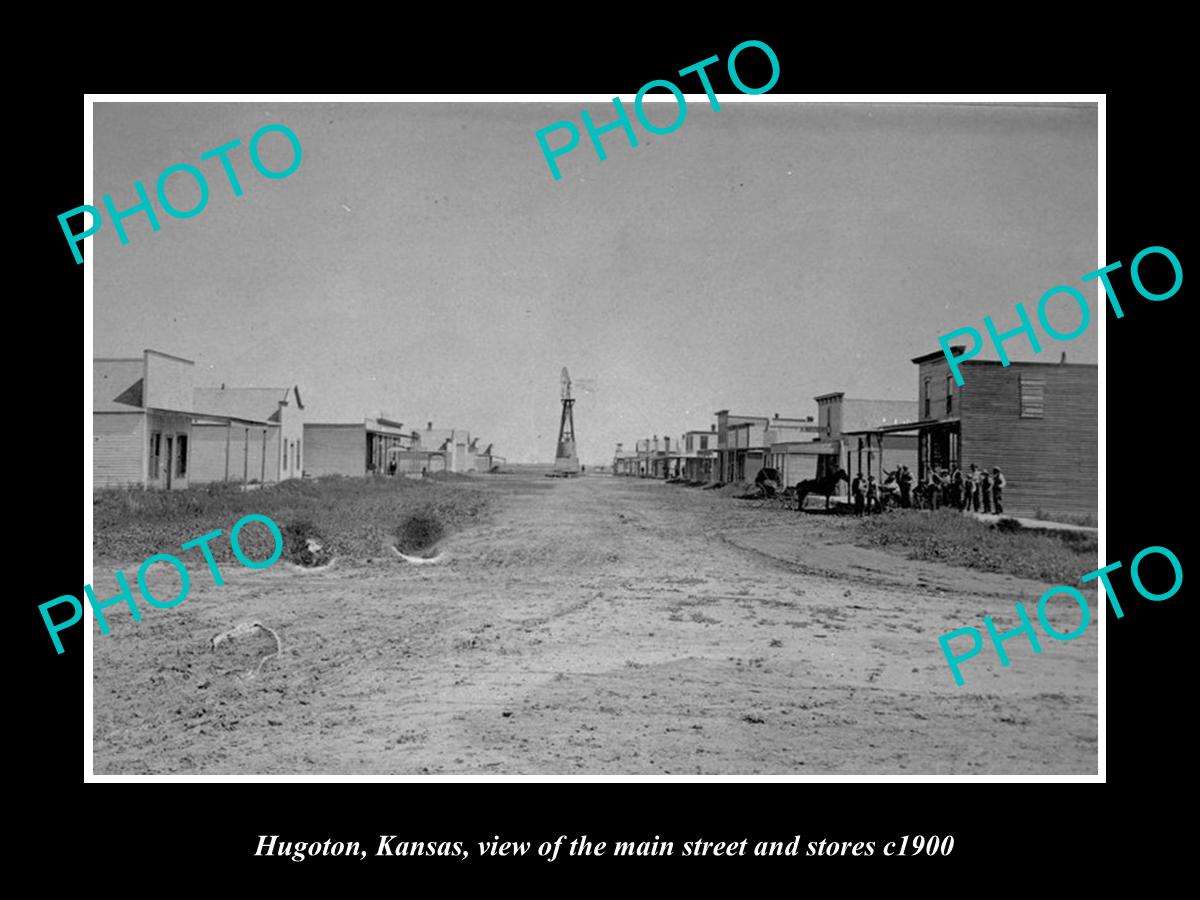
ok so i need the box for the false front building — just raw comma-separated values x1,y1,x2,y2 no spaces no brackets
865,349,1098,519
93,349,284,490
303,416,414,477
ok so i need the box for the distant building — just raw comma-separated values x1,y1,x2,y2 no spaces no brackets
384,422,485,475
657,435,679,479
470,438,503,472
413,423,473,472
304,416,413,477
633,436,664,478
612,443,638,476
191,386,305,484
680,427,718,482
714,411,819,483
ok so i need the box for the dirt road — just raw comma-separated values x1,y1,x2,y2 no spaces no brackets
93,474,1098,775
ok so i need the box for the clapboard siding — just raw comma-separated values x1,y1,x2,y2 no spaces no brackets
774,452,818,487
960,362,1098,517
190,423,232,483
190,423,276,483
304,424,367,477
94,413,145,487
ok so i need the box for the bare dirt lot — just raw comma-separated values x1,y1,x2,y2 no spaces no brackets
93,474,1098,775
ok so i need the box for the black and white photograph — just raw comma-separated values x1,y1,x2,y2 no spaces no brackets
85,97,1100,776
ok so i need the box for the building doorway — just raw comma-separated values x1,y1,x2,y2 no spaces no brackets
920,423,960,479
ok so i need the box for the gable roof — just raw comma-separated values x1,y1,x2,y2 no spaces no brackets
193,386,300,422
94,359,145,412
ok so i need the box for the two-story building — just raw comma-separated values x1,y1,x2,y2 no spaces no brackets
904,348,1097,518
680,427,717,482
713,411,818,484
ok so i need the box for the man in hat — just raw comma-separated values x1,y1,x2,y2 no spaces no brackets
968,463,982,512
866,474,881,514
925,468,940,510
898,465,914,509
992,467,1006,514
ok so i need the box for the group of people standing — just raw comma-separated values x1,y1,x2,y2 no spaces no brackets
849,471,887,515
923,463,1006,513
850,463,1006,515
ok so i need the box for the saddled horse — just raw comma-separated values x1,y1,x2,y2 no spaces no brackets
794,469,849,511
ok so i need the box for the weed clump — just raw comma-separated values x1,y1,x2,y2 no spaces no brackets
282,520,333,567
395,514,445,556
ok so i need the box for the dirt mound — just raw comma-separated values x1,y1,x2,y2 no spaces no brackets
715,481,757,498
395,514,445,556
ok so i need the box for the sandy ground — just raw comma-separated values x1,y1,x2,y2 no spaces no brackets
93,474,1098,775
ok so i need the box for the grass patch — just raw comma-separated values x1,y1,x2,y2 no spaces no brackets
1033,507,1097,527
855,508,1097,584
94,476,490,564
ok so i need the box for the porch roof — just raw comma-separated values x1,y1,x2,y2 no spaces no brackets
843,417,958,436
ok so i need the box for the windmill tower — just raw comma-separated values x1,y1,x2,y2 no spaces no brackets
554,367,580,475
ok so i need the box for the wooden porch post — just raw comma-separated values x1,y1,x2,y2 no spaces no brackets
261,428,267,482
243,427,250,485
224,420,231,482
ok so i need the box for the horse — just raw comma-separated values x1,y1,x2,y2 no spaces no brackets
794,469,849,511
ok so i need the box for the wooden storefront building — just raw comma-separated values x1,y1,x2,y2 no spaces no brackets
900,348,1098,518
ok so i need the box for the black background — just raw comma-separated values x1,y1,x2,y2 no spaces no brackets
20,27,1186,887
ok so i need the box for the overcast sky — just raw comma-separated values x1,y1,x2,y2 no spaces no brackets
93,101,1097,464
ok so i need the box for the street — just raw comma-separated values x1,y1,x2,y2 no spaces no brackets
93,473,1098,774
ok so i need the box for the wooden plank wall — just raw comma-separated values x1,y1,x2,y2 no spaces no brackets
190,424,278,484
303,425,366,477
960,363,1098,518
94,413,144,487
